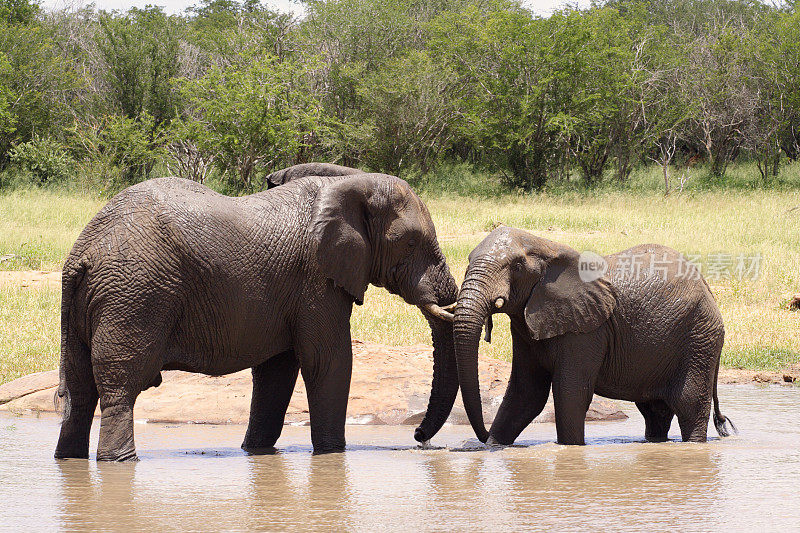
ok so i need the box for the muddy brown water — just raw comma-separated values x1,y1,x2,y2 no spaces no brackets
1,384,798,531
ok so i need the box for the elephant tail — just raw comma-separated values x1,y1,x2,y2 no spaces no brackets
54,258,89,421
712,361,738,437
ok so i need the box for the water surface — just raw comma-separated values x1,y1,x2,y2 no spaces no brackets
1,384,798,531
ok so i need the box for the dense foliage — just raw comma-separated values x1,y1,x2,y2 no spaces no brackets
1,0,800,192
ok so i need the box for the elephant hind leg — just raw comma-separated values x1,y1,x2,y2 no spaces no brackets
91,325,165,461
96,401,138,461
55,332,98,460
636,400,674,442
673,396,712,442
670,367,715,443
242,349,300,454
672,327,722,443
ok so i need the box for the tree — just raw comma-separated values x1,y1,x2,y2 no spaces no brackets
428,6,562,190
746,10,800,180
0,53,16,142
96,7,183,128
0,0,38,25
298,0,502,167
0,19,81,168
187,0,296,67
174,56,322,190
681,21,758,177
359,51,457,174
637,24,693,193
551,7,638,185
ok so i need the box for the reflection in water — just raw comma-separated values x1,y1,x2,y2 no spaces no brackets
1,385,798,531
248,453,297,529
307,454,353,530
58,461,138,531
503,445,722,530
247,453,353,530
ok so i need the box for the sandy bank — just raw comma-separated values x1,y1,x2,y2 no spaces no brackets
0,340,628,425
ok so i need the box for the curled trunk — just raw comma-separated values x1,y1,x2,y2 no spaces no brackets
453,282,491,443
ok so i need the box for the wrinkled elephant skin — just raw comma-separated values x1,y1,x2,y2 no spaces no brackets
55,169,459,461
454,227,736,446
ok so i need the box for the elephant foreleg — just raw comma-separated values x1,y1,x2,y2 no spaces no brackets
489,328,551,445
296,312,353,454
242,350,300,454
551,336,605,446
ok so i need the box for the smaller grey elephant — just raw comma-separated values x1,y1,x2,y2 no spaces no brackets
454,227,736,446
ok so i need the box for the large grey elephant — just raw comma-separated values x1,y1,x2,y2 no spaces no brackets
55,170,458,461
454,227,736,446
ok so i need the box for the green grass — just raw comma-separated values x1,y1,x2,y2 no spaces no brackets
3,163,800,384
0,284,61,384
0,186,105,271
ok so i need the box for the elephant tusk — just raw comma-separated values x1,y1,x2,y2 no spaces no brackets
420,303,454,322
442,302,457,313
495,297,505,309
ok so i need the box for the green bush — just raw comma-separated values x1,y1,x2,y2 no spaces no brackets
70,114,166,190
8,136,74,184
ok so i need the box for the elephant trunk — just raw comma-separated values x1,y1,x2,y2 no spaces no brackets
414,268,459,443
453,280,492,443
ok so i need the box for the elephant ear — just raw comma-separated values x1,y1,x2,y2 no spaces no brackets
309,176,376,305
524,249,616,340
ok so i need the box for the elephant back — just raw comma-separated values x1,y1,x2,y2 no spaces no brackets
606,244,722,341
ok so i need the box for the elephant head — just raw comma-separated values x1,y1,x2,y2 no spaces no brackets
454,227,616,442
309,173,459,442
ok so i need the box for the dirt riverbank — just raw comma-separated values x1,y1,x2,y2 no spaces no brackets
0,340,627,425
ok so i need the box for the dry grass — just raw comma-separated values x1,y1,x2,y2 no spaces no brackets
0,186,104,271
2,184,800,384
0,284,60,384
356,189,800,372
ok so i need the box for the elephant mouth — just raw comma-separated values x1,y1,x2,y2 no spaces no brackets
419,302,456,322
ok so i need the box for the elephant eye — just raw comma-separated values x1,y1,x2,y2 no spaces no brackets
408,238,417,249
513,260,523,272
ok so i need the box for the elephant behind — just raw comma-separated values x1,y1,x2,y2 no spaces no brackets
454,227,736,446
55,172,458,461
263,162,362,189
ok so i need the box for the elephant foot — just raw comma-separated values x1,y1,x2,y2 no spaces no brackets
241,444,279,456
555,439,586,446
96,449,139,462
54,443,91,460
54,452,90,461
486,434,513,448
241,432,279,452
311,445,346,455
